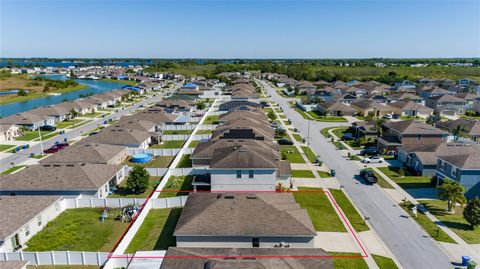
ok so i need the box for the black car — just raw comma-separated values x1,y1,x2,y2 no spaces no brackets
360,169,378,184
341,133,355,140
278,139,294,145
360,147,379,156
40,125,57,131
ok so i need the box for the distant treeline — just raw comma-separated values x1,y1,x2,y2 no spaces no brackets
33,77,79,91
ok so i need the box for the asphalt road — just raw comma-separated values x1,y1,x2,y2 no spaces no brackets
0,88,175,171
260,80,454,269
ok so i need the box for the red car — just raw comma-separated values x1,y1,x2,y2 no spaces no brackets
43,143,69,154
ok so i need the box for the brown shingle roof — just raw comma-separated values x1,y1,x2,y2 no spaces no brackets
383,120,449,135
174,192,316,237
40,143,127,164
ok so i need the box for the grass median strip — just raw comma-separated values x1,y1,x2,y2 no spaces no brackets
301,146,317,163
295,187,346,232
329,252,368,269
330,189,369,232
366,168,394,189
1,165,26,174
291,170,315,178
372,255,399,269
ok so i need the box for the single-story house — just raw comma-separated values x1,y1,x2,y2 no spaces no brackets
316,101,357,116
40,143,128,165
389,101,434,118
0,113,55,130
0,124,21,142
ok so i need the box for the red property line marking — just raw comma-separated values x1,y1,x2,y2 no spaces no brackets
106,189,369,261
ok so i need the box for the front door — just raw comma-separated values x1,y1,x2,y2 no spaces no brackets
252,238,259,247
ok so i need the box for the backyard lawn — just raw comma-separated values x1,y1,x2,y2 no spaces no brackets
291,170,315,178
330,189,369,232
25,208,128,251
0,144,15,152
1,165,26,174
400,201,456,243
126,208,182,253
109,176,162,198
294,187,346,232
176,154,192,168
420,199,480,243
150,140,185,148
188,140,199,148
159,176,194,198
124,156,174,168
280,145,305,163
301,146,317,163
377,167,434,189
329,252,368,269
203,115,220,124
195,129,213,135
372,255,399,269
163,130,192,135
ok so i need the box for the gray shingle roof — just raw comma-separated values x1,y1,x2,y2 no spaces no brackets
384,120,449,135
174,193,316,237
40,143,127,164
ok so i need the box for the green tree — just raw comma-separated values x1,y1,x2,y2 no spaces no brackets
17,89,28,96
463,198,480,229
453,124,467,141
374,118,386,136
438,178,466,213
196,101,205,110
426,114,441,126
43,85,50,92
127,166,150,194
267,111,276,121
69,108,80,119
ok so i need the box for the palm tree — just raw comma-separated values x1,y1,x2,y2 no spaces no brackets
438,178,466,213
452,124,467,141
426,114,441,126
69,108,79,119
374,118,386,136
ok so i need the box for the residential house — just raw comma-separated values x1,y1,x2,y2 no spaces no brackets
316,101,357,116
394,80,416,91
0,112,55,130
377,120,449,152
0,196,63,252
389,101,433,118
388,93,424,104
30,105,72,123
436,119,480,143
335,93,357,104
425,95,468,116
0,163,125,198
474,97,480,114
0,124,21,142
454,92,479,110
56,99,97,115
350,101,395,117
40,143,128,165
295,81,316,94
436,151,480,198
82,126,153,149
351,121,377,139
218,100,261,111
158,248,333,269
174,192,317,248
156,99,194,112
418,86,451,99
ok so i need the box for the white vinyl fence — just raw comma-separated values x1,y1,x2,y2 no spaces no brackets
128,148,181,156
162,124,197,131
0,251,109,266
161,134,211,141
61,196,188,209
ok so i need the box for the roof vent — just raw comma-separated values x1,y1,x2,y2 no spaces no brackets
225,195,235,199
216,194,222,199
246,194,257,199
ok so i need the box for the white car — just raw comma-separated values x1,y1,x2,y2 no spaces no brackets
362,156,385,163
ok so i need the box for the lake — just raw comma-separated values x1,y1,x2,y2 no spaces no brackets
0,75,129,117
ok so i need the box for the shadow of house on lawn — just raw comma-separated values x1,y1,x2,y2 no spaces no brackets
153,207,183,250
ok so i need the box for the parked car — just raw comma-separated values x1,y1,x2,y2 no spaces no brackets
277,139,294,145
341,133,355,140
40,125,57,131
361,156,384,163
360,147,379,156
383,114,393,119
360,169,378,184
43,146,60,154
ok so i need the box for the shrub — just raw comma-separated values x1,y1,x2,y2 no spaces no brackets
127,166,150,194
464,198,480,229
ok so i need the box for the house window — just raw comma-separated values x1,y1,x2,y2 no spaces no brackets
25,224,30,237
417,134,422,140
236,170,242,179
439,160,445,170
37,216,42,227
249,170,254,179
452,167,458,177
252,238,260,248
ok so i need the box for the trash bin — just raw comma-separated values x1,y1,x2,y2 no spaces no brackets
330,169,336,177
463,256,471,266
468,260,477,269
64,138,68,142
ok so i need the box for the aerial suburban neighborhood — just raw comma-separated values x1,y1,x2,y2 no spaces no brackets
1,1,480,269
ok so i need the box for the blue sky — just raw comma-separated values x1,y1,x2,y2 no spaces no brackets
1,0,479,58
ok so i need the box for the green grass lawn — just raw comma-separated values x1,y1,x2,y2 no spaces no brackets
317,170,332,178
188,140,199,148
55,119,84,129
292,133,303,142
126,208,182,253
420,199,480,243
124,156,174,168
150,140,185,148
1,165,26,174
176,154,192,168
159,176,194,198
30,154,46,159
330,252,368,269
294,187,346,232
203,115,220,124
331,127,349,139
109,177,162,198
366,169,394,189
0,144,15,152
280,145,305,163
25,208,128,251
291,170,315,178
400,201,456,243
195,129,213,135
81,112,105,118
320,126,347,138
372,255,399,269
274,132,291,141
66,120,91,129
349,154,362,161
330,189,369,232
377,167,434,189
307,111,348,122
163,130,192,135
301,146,317,163
16,131,54,141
